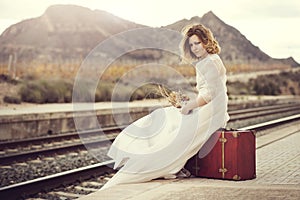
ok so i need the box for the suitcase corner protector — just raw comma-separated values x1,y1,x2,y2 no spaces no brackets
233,174,241,180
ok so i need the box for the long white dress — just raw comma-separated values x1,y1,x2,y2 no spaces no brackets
101,54,230,190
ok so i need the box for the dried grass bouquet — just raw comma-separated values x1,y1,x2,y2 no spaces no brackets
157,85,190,108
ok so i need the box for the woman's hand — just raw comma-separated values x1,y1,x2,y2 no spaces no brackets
180,100,195,115
180,96,208,115
180,104,192,115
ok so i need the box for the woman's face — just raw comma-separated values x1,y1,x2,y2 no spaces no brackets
189,34,207,58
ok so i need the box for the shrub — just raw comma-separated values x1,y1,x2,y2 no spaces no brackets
19,82,45,103
136,84,162,99
252,76,281,95
19,79,73,103
226,81,254,95
0,74,19,84
250,70,300,95
95,82,161,102
3,95,21,104
95,82,114,102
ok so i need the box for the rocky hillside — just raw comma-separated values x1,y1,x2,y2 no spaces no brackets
0,5,298,70
165,11,299,68
0,5,144,64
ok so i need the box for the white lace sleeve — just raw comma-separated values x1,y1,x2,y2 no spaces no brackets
196,71,212,103
195,54,226,103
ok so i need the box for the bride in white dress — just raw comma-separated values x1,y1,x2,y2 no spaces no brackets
101,24,229,190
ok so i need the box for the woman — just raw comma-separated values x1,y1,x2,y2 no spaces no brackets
101,24,229,190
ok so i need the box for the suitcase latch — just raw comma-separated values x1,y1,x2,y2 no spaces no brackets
219,168,227,173
219,168,228,178
219,138,227,143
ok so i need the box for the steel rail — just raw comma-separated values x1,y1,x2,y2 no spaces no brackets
1,104,300,164
1,114,300,199
0,160,115,199
1,102,299,149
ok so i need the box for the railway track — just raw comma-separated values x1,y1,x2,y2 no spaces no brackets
228,103,300,121
1,113,300,199
1,102,300,164
0,126,126,165
0,103,300,186
1,101,300,199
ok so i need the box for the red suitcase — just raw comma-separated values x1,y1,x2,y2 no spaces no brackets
185,129,256,180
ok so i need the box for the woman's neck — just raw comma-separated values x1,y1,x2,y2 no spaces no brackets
198,52,209,61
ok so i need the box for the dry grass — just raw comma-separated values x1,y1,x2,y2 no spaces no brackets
226,63,290,73
0,61,291,81
0,62,197,82
0,61,296,104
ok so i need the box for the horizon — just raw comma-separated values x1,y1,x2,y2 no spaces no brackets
0,0,300,63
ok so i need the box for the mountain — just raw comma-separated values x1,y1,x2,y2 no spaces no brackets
164,11,299,68
0,6,298,70
0,5,144,64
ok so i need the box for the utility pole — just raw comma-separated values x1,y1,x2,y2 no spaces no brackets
7,54,13,76
12,52,17,79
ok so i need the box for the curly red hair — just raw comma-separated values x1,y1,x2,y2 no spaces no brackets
180,24,221,61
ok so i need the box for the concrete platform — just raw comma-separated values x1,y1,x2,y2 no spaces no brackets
1,96,299,140
0,100,167,116
78,127,300,199
0,100,167,140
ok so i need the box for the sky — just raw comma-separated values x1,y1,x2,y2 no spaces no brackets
1,0,300,63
